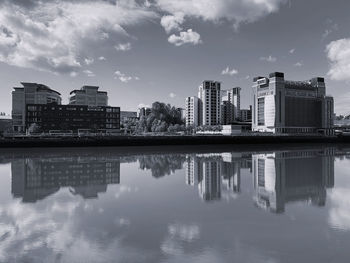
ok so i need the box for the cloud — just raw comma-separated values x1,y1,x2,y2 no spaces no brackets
322,19,338,39
84,58,94,66
168,29,202,46
155,0,286,30
114,70,138,83
0,0,156,74
289,48,295,54
326,38,350,81
70,71,78,77
169,92,176,98
260,55,277,63
83,70,95,77
115,42,132,51
98,56,106,61
221,66,238,76
294,62,303,67
160,13,185,33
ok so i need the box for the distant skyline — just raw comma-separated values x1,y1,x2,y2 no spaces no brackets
0,0,350,114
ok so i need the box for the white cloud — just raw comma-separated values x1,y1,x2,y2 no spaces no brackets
294,62,303,67
84,58,94,65
169,92,176,98
160,13,185,33
326,38,350,81
289,48,295,54
98,56,106,61
114,70,138,83
221,66,238,76
0,1,156,74
260,55,277,63
168,29,202,46
70,71,78,77
114,42,132,51
83,70,95,77
155,0,286,29
322,19,338,39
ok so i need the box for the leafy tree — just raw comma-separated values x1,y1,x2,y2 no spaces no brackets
28,123,41,134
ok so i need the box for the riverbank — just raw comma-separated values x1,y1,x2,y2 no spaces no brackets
1,134,350,148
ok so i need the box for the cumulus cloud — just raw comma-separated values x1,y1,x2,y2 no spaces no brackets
169,92,176,98
326,38,350,81
168,29,202,46
221,66,238,76
155,0,286,29
114,42,132,51
322,19,338,39
114,70,138,83
160,13,185,33
294,62,303,67
98,56,106,61
84,58,94,66
289,48,295,54
260,55,277,62
0,0,156,74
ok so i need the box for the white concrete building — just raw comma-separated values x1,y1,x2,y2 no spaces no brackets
69,86,108,106
252,72,334,134
185,96,200,127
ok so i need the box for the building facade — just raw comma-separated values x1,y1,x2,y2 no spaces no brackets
26,104,120,133
198,81,221,126
137,107,151,118
185,96,201,127
252,72,334,134
12,82,62,132
69,86,108,106
240,105,252,122
220,87,241,124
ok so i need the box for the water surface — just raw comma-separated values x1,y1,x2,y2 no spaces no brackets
0,146,349,263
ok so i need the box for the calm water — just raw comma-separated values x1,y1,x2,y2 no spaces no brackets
0,146,349,263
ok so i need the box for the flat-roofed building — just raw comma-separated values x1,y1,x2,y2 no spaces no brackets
12,82,62,133
26,104,120,133
69,86,108,106
252,72,334,135
185,96,201,127
198,81,221,126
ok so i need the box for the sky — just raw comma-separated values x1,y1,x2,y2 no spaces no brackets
0,0,350,115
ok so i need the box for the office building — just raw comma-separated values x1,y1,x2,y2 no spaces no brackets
26,104,120,133
198,81,221,126
69,86,108,106
252,72,334,134
185,96,201,126
120,111,138,123
240,105,252,122
220,87,241,124
12,82,62,132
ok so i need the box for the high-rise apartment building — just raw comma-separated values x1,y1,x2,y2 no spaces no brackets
12,82,62,132
221,87,241,124
198,81,221,126
240,105,252,122
252,72,334,134
69,86,108,106
185,96,201,127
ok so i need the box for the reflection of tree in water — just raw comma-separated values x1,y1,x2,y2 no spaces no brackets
138,154,186,178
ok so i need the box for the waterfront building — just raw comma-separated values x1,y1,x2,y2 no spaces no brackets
26,104,120,133
185,96,201,127
240,105,252,122
252,72,334,134
69,86,108,106
120,111,138,123
198,81,221,126
220,87,241,124
12,82,62,132
137,107,151,118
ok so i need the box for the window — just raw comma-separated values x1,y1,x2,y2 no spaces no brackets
258,98,265,126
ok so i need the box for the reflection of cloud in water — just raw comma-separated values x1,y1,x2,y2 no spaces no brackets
329,189,350,230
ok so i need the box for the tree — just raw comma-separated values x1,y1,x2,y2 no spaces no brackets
28,123,41,134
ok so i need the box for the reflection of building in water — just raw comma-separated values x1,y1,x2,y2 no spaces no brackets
185,153,248,201
252,149,335,213
11,157,120,202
